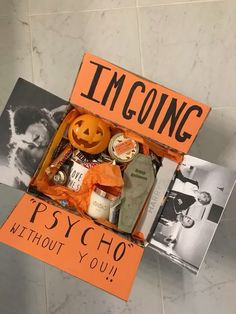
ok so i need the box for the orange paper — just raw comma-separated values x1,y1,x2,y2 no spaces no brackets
70,53,211,154
34,163,124,213
0,194,143,300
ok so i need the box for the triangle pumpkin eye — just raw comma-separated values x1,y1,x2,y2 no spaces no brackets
96,128,103,135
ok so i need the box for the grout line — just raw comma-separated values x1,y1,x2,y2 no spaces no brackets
221,218,236,222
0,0,223,19
211,106,236,110
28,14,35,83
136,6,145,76
43,264,49,314
27,0,35,83
137,0,223,9
158,256,165,314
29,6,136,17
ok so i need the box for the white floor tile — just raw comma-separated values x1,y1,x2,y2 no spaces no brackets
138,1,236,108
0,184,22,225
220,186,236,221
189,108,236,169
30,9,141,100
29,0,136,15
138,0,219,7
0,246,46,314
159,220,236,314
44,248,163,314
0,0,28,17
0,16,32,110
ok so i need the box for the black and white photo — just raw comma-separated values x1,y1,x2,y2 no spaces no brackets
0,78,68,191
149,155,236,273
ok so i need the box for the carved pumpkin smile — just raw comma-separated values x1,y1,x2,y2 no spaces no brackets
71,134,99,149
68,114,111,154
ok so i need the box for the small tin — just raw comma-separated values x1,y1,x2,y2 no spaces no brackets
53,170,68,185
108,133,139,163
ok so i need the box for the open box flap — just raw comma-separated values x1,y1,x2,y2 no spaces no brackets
70,53,211,155
148,155,236,274
0,193,144,300
0,78,68,191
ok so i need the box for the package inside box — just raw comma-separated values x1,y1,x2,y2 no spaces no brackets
29,104,180,245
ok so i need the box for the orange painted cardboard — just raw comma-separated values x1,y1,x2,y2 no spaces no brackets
0,193,143,300
70,53,211,154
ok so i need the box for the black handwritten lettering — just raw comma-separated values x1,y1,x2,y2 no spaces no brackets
175,105,203,142
138,88,157,124
30,202,47,223
10,222,20,234
41,237,50,248
90,258,98,269
113,242,126,261
81,227,94,246
65,216,80,238
18,226,27,238
149,93,169,130
9,223,65,256
102,72,126,111
157,99,187,136
81,61,111,103
78,251,88,263
27,229,36,241
45,210,61,230
32,232,42,245
97,233,113,254
122,81,145,120
56,242,65,255
100,261,108,273
48,240,58,251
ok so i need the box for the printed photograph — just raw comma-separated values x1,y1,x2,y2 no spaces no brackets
149,155,236,273
0,78,68,191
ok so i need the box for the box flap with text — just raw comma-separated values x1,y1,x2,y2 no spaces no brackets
0,193,144,300
70,53,211,154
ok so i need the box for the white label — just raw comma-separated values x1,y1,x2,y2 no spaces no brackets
67,161,88,191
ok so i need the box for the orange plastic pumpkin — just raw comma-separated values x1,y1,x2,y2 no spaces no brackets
68,114,111,154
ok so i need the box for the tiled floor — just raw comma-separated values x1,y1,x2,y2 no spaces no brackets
0,0,236,313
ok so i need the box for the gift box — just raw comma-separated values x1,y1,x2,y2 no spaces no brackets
0,53,235,300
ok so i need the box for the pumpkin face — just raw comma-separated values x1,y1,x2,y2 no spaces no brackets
68,114,111,154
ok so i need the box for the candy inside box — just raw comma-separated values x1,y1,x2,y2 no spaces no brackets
1,53,235,301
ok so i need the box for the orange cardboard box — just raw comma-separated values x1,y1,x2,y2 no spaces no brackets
0,53,215,300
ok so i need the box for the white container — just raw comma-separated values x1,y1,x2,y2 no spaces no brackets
87,187,117,220
67,160,88,191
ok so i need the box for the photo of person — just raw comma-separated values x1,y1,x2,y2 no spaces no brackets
0,78,68,190
149,155,236,273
